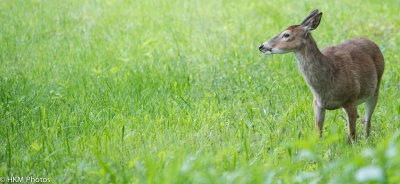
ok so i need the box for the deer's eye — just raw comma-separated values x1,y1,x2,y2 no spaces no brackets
282,33,290,38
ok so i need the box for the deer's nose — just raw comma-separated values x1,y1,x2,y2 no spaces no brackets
259,44,264,51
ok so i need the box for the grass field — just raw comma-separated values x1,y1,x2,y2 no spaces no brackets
1,0,400,183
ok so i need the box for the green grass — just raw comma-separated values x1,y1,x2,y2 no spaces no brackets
1,0,400,183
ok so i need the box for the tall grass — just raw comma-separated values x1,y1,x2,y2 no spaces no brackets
1,0,399,183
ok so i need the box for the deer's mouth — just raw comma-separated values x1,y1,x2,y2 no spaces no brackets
262,48,272,53
260,46,289,55
259,42,276,54
259,45,273,54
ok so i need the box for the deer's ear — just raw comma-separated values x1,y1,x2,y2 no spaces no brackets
301,10,323,31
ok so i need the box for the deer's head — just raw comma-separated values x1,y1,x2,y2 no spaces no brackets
259,9,323,55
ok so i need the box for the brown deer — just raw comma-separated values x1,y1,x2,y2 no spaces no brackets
259,9,384,142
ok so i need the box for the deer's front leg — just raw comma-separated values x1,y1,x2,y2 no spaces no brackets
313,99,325,137
344,102,358,143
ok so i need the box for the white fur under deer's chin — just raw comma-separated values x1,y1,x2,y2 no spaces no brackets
262,48,288,55
262,50,272,55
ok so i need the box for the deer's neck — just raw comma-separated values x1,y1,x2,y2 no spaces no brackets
294,34,335,96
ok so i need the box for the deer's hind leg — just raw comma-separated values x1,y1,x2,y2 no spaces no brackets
362,92,379,138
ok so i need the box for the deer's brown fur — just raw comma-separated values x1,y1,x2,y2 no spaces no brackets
259,9,384,142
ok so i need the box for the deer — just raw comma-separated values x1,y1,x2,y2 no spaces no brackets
258,9,384,143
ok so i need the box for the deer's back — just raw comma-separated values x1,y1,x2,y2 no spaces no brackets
321,37,384,106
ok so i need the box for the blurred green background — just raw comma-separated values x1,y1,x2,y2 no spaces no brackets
1,0,399,183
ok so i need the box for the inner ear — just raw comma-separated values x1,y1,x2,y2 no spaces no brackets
311,13,322,29
303,12,322,31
